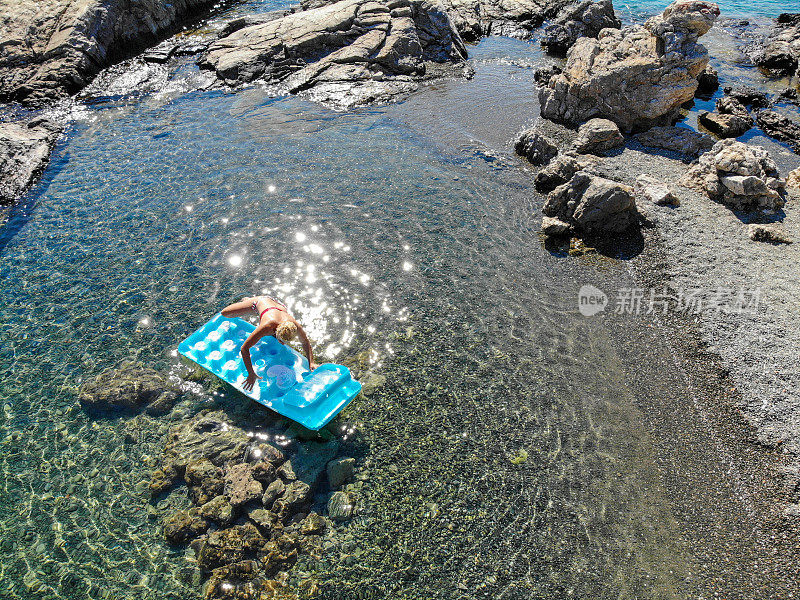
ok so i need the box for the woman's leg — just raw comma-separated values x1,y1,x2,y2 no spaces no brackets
221,298,254,318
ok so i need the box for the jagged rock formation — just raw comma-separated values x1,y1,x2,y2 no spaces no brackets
514,129,558,165
543,171,638,234
682,139,787,211
0,118,62,205
538,0,720,131
301,0,573,40
752,13,800,76
0,0,220,104
200,0,468,107
540,0,620,56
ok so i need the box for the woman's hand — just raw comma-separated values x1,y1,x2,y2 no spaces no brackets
310,361,319,371
243,372,262,391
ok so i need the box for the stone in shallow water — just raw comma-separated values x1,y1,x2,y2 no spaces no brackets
300,512,328,535
755,110,800,153
541,216,571,236
544,172,638,234
197,523,268,572
78,360,176,415
327,457,355,489
262,479,286,508
164,508,209,544
200,495,236,527
514,130,558,166
327,490,356,521
185,459,225,505
273,481,312,522
0,118,62,205
224,463,264,507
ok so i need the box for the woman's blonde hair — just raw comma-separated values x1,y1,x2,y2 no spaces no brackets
276,321,297,343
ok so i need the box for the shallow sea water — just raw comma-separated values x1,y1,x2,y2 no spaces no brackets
0,2,798,599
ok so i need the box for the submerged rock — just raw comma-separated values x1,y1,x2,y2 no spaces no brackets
748,223,793,244
327,457,356,488
633,125,713,157
695,64,719,96
328,490,356,520
200,0,468,108
539,0,720,131
200,495,237,527
0,0,221,104
722,85,771,109
164,508,209,544
78,360,177,415
755,110,800,153
544,172,638,234
224,464,264,507
697,110,752,138
540,0,620,56
0,119,62,205
573,118,624,154
682,139,787,211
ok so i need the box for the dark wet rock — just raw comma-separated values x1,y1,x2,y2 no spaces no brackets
514,129,558,166
755,110,800,153
540,0,620,56
778,87,799,105
633,125,713,157
541,215,572,235
161,411,250,474
0,0,222,104
636,175,680,206
289,440,340,488
327,457,355,489
164,508,209,544
695,64,718,96
327,490,356,521
717,95,751,118
299,512,328,535
573,118,624,154
534,152,598,192
683,139,787,211
544,172,638,234
539,0,720,132
534,65,562,86
200,0,468,108
273,481,312,522
185,459,225,505
0,119,62,206
224,464,264,507
78,360,177,415
200,495,237,527
248,443,285,467
752,13,800,75
197,522,268,572
142,41,177,64
277,461,297,482
748,223,793,244
722,85,771,109
250,461,278,486
698,110,752,138
262,479,286,508
149,463,185,496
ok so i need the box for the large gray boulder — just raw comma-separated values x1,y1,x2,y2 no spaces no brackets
539,0,720,131
543,171,638,234
682,139,787,211
0,0,220,104
540,0,621,56
572,118,624,154
200,0,468,108
0,118,62,205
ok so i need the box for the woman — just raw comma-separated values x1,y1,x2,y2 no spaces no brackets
221,295,317,391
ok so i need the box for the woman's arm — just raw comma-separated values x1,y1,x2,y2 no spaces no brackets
294,322,318,370
240,326,267,391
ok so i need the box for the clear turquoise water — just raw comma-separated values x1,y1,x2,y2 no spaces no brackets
0,4,797,600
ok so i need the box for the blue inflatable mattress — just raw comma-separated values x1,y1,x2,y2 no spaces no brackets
178,313,361,430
